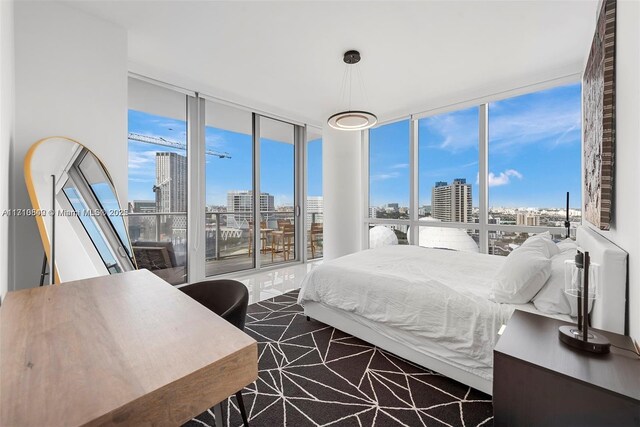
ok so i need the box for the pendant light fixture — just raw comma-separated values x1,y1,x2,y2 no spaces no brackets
327,50,378,131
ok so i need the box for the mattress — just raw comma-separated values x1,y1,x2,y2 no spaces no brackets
297,245,572,380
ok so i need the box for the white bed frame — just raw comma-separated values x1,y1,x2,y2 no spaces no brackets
304,226,628,395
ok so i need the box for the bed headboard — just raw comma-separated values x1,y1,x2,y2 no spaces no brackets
576,226,628,334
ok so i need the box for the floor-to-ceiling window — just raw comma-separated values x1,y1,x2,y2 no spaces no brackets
127,78,189,285
204,101,254,275
488,83,582,255
365,81,581,254
418,107,480,251
127,77,311,285
307,128,323,260
367,119,410,247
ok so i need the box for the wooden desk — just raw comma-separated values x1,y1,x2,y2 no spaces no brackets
150,265,187,286
494,310,640,426
0,269,258,426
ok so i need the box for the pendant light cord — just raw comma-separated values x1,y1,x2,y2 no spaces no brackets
328,50,378,130
339,65,349,110
348,65,353,111
356,63,371,108
339,59,370,113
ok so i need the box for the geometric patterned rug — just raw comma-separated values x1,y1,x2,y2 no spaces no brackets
184,290,493,427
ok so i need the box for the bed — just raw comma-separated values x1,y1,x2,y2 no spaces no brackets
298,226,627,395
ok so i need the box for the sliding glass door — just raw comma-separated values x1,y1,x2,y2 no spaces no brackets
204,101,254,276
258,116,297,267
128,77,310,284
202,110,300,275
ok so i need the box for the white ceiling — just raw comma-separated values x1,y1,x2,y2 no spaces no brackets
67,0,599,127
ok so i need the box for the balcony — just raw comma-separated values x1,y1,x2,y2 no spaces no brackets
127,210,323,285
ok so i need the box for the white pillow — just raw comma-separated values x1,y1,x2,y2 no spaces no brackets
533,250,576,315
491,242,552,304
521,231,560,258
556,238,578,253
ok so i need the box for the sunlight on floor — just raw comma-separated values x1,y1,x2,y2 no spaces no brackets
230,260,323,305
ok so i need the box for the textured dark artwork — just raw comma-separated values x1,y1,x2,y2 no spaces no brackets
583,0,616,230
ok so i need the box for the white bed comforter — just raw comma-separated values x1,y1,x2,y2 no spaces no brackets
297,245,514,369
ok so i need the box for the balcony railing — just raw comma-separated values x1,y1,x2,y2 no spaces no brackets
127,210,324,274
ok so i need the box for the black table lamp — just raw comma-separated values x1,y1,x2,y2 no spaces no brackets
559,250,611,354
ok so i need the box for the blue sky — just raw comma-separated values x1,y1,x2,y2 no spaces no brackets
130,82,580,210
369,82,582,209
128,110,322,207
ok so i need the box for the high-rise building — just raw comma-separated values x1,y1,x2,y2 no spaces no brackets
155,152,187,213
226,190,275,226
307,196,323,227
431,179,472,222
516,212,541,226
154,152,187,230
128,200,156,214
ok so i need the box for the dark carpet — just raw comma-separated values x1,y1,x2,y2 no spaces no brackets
185,290,493,427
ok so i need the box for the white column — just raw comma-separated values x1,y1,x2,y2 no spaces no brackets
322,124,363,260
0,0,14,299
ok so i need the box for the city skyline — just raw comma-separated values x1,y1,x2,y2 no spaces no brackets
369,201,583,213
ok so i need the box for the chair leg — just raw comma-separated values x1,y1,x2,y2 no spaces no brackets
271,237,276,262
235,391,250,427
214,402,224,427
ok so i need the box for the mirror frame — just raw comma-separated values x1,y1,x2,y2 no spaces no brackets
24,136,137,283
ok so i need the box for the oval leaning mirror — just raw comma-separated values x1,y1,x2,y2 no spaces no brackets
25,137,136,283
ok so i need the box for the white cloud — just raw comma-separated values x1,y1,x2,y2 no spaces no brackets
206,133,228,150
488,97,581,152
128,150,157,177
371,171,400,181
420,112,478,153
390,163,409,169
488,169,523,187
419,89,581,155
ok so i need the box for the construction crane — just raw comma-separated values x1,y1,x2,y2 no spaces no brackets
152,177,171,193
128,132,231,159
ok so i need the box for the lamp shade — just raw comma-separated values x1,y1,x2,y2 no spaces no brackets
328,111,378,131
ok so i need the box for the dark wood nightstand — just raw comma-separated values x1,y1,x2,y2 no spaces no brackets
493,310,640,426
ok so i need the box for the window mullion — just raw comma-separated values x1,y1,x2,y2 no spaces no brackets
252,114,261,270
187,95,205,283
479,103,489,254
409,117,419,245
361,130,370,250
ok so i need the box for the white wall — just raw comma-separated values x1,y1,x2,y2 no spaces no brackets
601,0,640,344
0,0,14,301
11,1,127,290
322,125,363,259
